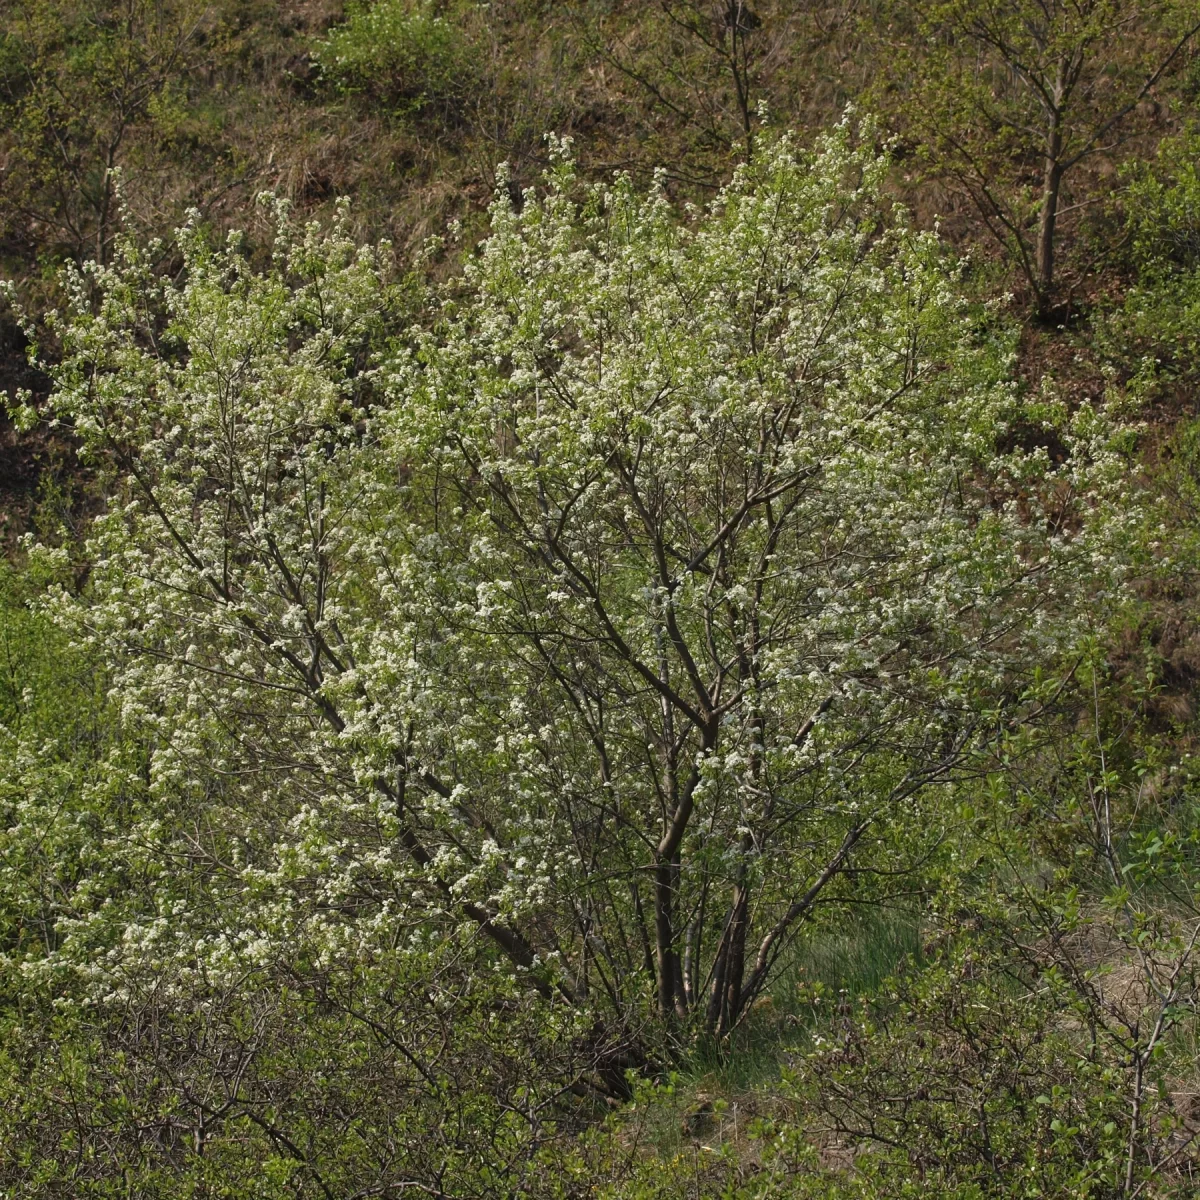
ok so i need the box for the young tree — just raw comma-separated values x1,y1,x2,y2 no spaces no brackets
873,0,1200,314
26,125,1120,1072
656,0,768,157
0,0,209,267
580,1,800,183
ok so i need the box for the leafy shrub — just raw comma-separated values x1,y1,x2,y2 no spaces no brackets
1104,128,1200,395
791,921,1132,1196
1125,128,1200,277
315,0,476,118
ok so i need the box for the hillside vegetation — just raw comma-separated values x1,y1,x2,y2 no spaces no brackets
4,3,1200,1197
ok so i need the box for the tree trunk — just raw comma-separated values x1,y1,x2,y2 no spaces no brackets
704,844,753,1037
1036,64,1067,310
718,885,750,1037
654,856,688,1019
1036,157,1063,307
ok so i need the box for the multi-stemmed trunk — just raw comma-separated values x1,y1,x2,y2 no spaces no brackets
705,856,753,1037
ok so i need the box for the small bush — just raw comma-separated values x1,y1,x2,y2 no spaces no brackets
1102,127,1200,394
315,0,476,118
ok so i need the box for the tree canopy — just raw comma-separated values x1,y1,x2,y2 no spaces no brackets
20,123,1120,1080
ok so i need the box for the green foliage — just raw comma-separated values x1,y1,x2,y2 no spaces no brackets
0,553,133,982
0,950,600,1198
1125,128,1200,278
0,0,212,267
315,0,478,117
787,909,1141,1197
870,0,1200,308
1105,127,1200,395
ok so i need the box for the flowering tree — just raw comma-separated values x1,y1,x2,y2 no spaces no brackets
28,124,1120,1080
